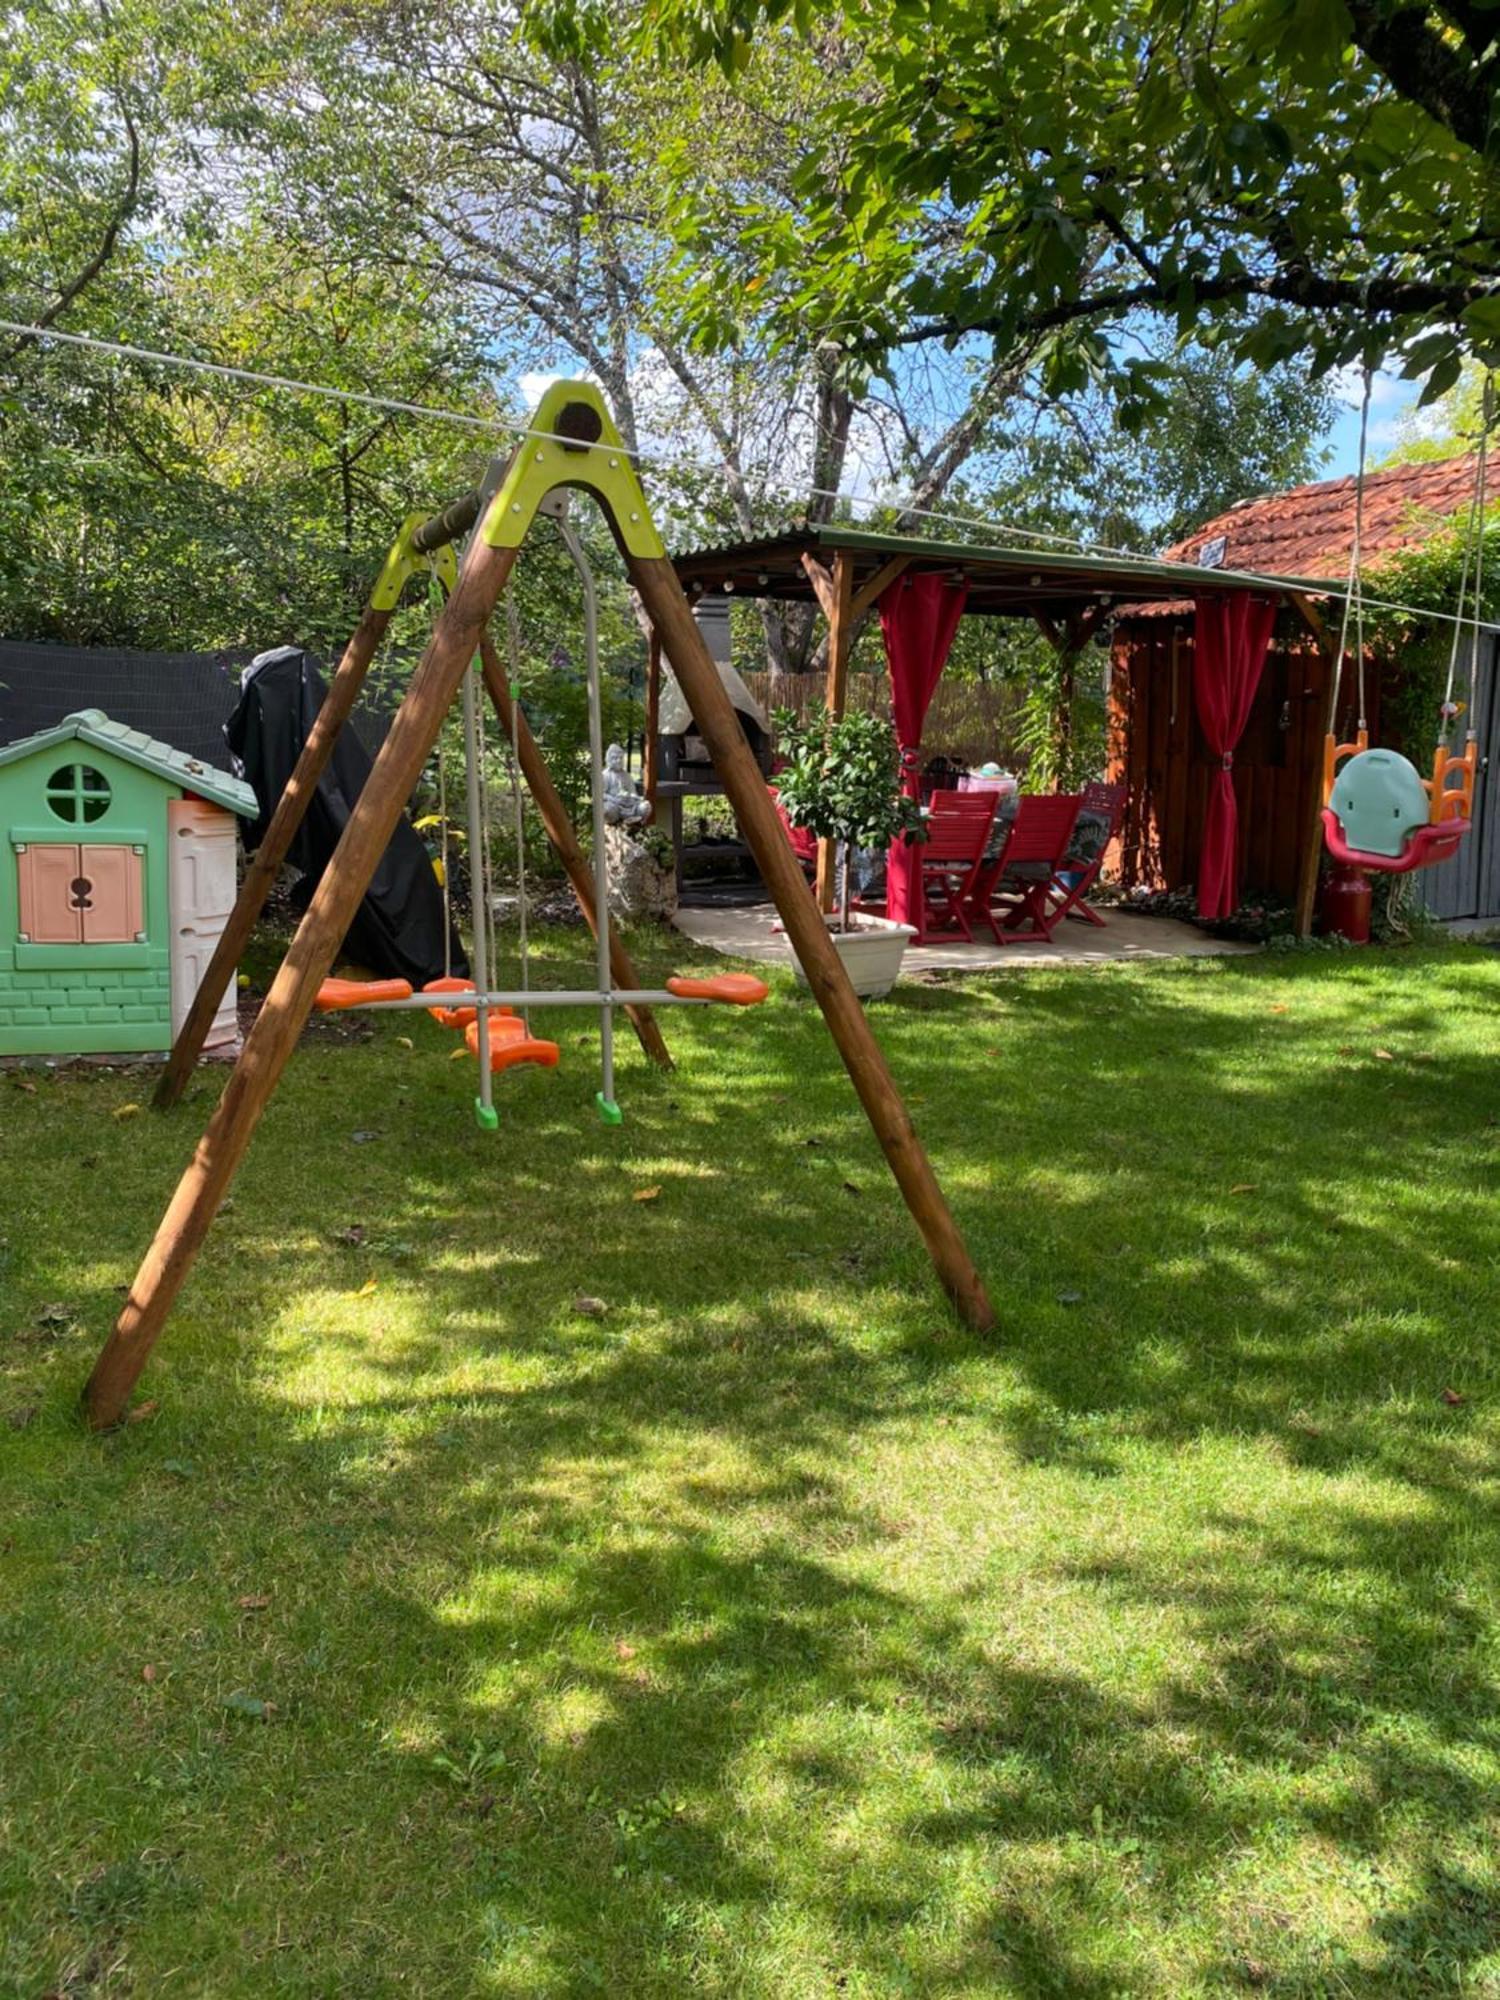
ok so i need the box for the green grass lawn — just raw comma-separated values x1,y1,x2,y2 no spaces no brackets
3,930,1499,1997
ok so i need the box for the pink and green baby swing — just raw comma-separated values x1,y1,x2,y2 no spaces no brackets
1321,372,1489,876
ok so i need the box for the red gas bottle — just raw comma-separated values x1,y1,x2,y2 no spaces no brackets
1318,864,1372,944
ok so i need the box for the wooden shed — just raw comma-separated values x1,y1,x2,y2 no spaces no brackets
1110,455,1499,924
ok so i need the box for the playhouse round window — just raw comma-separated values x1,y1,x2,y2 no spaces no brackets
45,764,112,824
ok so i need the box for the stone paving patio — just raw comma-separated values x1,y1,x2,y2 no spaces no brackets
672,901,1262,972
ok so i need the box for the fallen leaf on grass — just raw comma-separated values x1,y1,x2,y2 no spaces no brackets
350,1128,381,1143
632,1187,661,1204
335,1225,367,1248
1056,1290,1083,1307
354,1278,378,1298
123,1400,158,1425
223,1691,276,1721
9,1076,37,1095
613,1640,637,1661
1229,1183,1258,1195
159,1459,195,1479
236,1593,271,1611
142,1664,158,1683
36,1302,74,1327
111,1102,141,1121
1441,1387,1467,1407
573,1296,608,1318
396,1035,414,1050
1374,1048,1395,1062
7,1405,38,1430
1268,1004,1289,1015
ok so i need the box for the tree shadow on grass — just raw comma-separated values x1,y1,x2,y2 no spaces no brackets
6,940,1500,1992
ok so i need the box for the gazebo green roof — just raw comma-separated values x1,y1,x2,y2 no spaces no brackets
671,522,1341,617
0,709,256,818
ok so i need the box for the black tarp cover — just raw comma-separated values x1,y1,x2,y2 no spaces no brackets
225,646,466,986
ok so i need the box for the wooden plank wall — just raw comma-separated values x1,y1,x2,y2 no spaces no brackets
1110,613,1377,905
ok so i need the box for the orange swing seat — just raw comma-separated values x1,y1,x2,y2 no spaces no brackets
665,973,770,1006
421,975,481,1029
314,977,413,1012
464,1015,560,1073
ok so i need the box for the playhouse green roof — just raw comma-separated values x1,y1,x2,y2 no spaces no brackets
0,709,256,818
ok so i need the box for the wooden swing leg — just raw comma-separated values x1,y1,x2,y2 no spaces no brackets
83,541,523,1430
153,603,395,1110
477,634,672,1070
628,555,996,1335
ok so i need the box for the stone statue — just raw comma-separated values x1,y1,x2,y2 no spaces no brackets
600,741,651,828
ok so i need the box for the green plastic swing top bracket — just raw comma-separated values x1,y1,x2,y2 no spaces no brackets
481,381,666,560
595,1093,624,1127
474,1098,500,1133
368,512,461,612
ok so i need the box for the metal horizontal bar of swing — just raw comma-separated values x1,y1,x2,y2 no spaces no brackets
320,988,724,1013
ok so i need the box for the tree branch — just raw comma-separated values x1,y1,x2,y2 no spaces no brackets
0,109,141,368
1345,0,1498,154
896,261,1497,350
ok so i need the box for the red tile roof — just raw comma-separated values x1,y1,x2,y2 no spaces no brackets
1162,453,1480,581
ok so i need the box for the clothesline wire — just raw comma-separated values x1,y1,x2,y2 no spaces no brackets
0,314,1126,549
3,313,1498,637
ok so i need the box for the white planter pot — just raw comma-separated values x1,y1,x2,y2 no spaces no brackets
787,914,917,999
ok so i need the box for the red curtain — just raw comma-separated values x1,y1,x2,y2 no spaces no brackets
882,573,969,926
1193,592,1276,919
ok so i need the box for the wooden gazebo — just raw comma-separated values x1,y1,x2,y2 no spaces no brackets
662,525,1340,932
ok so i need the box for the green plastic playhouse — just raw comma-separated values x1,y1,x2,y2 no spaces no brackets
0,709,256,1058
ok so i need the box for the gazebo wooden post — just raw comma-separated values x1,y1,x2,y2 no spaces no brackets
1288,590,1337,936
644,626,661,820
152,602,394,1110
630,553,995,1335
801,549,855,911
476,634,672,1070
82,535,524,1431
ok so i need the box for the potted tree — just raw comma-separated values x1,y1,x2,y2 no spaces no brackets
771,707,926,998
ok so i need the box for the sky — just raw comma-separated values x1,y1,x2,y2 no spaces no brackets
515,359,1444,530
1324,365,1422,475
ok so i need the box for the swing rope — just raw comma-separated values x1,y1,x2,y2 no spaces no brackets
475,660,497,994
1332,364,1374,739
553,507,618,1123
502,589,532,1034
428,575,455,982
1442,377,1492,745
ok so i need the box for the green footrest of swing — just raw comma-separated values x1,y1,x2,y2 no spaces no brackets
595,1093,623,1127
474,1098,500,1132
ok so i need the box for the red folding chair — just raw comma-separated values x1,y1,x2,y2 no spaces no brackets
768,785,818,881
917,789,998,942
1046,779,1125,929
973,794,1082,943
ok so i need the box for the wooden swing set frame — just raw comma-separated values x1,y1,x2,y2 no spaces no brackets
83,381,994,1430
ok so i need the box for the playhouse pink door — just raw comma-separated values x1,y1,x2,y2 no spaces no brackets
16,843,143,943
79,844,145,942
